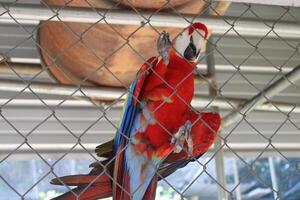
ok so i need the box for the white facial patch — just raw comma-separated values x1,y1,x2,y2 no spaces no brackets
175,28,205,59
191,29,205,55
175,30,190,58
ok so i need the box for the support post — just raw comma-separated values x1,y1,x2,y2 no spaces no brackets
206,36,228,200
268,157,280,200
232,158,242,200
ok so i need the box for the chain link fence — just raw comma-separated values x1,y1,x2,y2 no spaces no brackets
0,0,300,200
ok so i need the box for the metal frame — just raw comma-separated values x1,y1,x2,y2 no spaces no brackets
232,158,242,200
217,0,300,7
2,60,294,74
268,157,280,200
0,2,299,200
1,80,299,113
0,3,300,39
222,64,300,127
206,36,228,200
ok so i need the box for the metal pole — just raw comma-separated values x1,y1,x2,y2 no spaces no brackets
206,37,228,200
218,0,300,7
0,60,208,83
0,3,300,38
222,64,300,127
0,63,45,77
4,57,293,74
0,79,124,101
0,80,299,113
1,97,299,113
2,142,300,155
232,158,242,200
268,157,280,200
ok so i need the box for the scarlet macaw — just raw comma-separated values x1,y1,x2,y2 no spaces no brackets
51,109,220,200
51,22,220,200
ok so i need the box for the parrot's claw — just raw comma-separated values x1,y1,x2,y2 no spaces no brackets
171,127,184,153
183,121,193,156
157,31,172,65
171,120,193,154
186,136,193,156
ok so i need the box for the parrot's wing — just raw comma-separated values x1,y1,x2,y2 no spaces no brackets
95,57,161,158
158,111,221,179
113,56,159,150
112,57,162,200
132,57,159,105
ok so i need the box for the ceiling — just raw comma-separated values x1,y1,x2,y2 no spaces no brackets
0,1,299,158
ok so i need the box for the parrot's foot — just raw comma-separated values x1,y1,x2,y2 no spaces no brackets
184,120,194,156
171,128,185,153
157,31,172,65
171,120,193,154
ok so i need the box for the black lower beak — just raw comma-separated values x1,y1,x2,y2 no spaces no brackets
184,43,199,61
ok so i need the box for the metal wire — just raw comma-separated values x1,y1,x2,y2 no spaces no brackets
0,1,299,200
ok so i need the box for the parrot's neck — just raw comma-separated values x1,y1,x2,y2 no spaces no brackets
169,50,196,70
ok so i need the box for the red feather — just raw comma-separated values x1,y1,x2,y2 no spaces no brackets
51,23,214,200
133,57,158,105
51,174,110,186
113,139,126,200
143,175,158,200
51,184,112,200
188,110,221,156
188,22,208,38
142,50,195,148
165,109,221,163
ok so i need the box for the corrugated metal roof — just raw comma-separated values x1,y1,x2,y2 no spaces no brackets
0,2,299,155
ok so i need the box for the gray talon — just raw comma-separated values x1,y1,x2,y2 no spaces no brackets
157,31,172,65
172,120,193,154
172,125,185,153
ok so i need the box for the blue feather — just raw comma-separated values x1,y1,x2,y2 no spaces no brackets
113,79,138,153
113,77,161,200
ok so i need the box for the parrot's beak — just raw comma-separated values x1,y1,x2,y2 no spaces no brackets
183,39,200,61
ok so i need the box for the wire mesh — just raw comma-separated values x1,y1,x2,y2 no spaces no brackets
0,0,300,200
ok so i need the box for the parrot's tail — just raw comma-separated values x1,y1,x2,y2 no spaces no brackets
51,174,110,186
51,184,112,200
143,174,158,200
50,174,112,200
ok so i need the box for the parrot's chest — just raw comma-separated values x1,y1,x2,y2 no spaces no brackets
165,73,194,108
142,74,194,148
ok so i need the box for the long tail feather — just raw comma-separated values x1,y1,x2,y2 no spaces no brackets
143,175,158,200
95,140,114,158
51,174,110,186
51,184,112,200
113,140,127,200
119,169,131,200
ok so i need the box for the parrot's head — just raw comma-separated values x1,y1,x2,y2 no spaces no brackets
174,22,208,61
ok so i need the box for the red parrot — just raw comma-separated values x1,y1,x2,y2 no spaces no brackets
51,22,220,200
50,109,220,200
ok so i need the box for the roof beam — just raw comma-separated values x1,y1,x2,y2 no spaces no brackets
222,64,300,127
216,0,300,7
0,3,300,38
